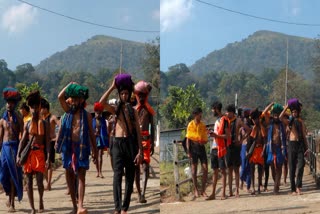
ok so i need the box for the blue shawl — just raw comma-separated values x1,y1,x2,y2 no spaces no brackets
92,117,109,149
266,120,287,165
0,110,23,201
56,109,90,165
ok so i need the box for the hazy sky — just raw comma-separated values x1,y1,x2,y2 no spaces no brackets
0,0,159,70
160,0,320,71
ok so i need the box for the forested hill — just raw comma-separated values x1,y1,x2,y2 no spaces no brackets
35,35,146,77
189,30,317,78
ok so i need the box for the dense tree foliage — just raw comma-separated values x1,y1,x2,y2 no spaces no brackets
160,63,320,131
160,84,206,129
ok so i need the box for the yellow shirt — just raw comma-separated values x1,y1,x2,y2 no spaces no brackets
186,120,208,144
23,113,32,124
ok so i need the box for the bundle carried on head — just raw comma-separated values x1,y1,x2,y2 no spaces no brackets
26,90,41,107
115,73,134,93
3,87,21,102
288,98,302,112
271,103,284,115
134,80,152,95
65,84,89,100
94,102,104,112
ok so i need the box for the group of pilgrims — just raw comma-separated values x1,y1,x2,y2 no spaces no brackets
185,99,309,200
0,73,155,214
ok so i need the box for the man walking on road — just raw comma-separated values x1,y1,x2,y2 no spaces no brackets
0,87,24,212
207,101,230,200
56,83,97,214
280,98,308,195
99,74,143,214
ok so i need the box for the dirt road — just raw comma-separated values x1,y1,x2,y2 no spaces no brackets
160,166,320,214
0,148,160,214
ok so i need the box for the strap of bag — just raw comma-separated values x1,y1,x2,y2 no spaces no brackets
121,106,132,137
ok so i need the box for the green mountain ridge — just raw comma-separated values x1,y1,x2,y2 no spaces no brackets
35,35,146,77
189,30,317,78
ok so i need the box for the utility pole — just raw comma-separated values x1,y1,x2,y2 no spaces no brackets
119,41,123,74
235,93,238,115
285,38,288,105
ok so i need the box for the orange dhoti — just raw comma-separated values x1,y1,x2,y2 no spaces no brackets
24,149,46,174
249,146,264,165
141,131,151,164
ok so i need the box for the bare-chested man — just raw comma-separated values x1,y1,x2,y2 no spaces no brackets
225,104,251,197
99,74,143,214
40,98,60,191
17,90,50,214
92,102,109,178
264,102,287,194
133,80,155,203
56,82,97,214
280,98,308,195
0,87,23,213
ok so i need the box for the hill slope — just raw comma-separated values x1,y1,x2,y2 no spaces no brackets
189,30,317,78
35,35,146,76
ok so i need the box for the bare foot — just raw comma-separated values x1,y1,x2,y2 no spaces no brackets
251,190,256,196
229,193,234,197
65,191,70,195
8,206,15,213
96,174,100,178
263,188,269,192
289,191,297,196
220,195,227,200
201,192,208,197
45,185,52,191
77,208,88,214
246,189,252,193
296,188,303,195
194,190,200,198
121,211,128,214
100,175,104,178
235,192,240,198
6,200,10,208
139,195,147,203
205,194,216,200
113,211,120,214
30,209,36,214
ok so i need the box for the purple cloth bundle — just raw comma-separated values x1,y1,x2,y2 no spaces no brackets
288,98,302,111
115,73,134,91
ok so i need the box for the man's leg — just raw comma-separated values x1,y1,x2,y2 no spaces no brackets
112,141,123,213
77,168,87,213
26,173,36,214
221,168,227,199
46,167,53,191
8,179,15,212
122,153,135,212
134,164,142,202
140,162,149,203
35,172,44,212
296,149,305,195
201,162,208,197
283,158,288,185
99,149,104,178
288,143,297,194
191,162,199,197
258,164,263,194
234,166,240,197
66,169,77,213
275,164,283,194
228,166,234,196
250,163,256,195
206,169,218,200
